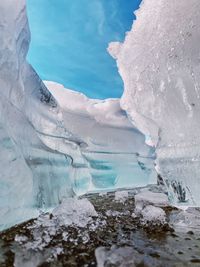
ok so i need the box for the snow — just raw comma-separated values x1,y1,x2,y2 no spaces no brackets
44,81,131,129
109,0,200,205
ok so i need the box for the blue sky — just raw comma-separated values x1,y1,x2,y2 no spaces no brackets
27,0,141,99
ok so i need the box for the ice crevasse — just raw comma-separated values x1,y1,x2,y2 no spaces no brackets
0,0,200,231
0,0,155,231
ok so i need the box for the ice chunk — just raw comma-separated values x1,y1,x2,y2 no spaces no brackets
13,197,103,256
114,191,129,203
135,190,169,212
134,191,168,227
95,246,136,267
52,198,98,228
170,207,200,232
140,205,166,226
109,0,200,205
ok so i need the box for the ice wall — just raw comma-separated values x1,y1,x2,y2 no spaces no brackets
0,0,155,231
45,81,156,195
0,0,78,230
109,0,200,205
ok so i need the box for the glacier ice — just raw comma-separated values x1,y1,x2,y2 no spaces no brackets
109,0,200,205
45,81,156,194
0,0,77,230
2,0,199,233
0,1,155,231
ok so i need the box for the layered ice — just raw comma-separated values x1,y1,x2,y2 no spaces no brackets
45,81,156,194
0,0,78,230
2,0,199,233
0,1,155,231
109,0,200,205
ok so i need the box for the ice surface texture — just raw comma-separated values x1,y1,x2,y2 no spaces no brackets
45,81,156,195
109,0,200,205
0,1,155,231
0,0,76,230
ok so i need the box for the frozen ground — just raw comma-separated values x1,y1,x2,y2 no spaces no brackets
1,0,200,237
0,186,200,267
